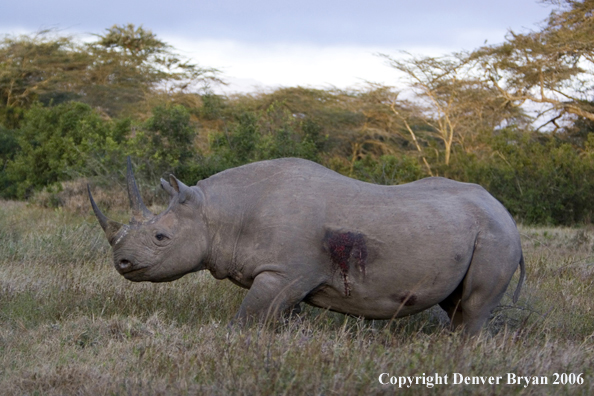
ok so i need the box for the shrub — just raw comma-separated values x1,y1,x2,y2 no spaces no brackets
449,128,594,225
351,154,425,185
126,104,197,183
3,102,117,198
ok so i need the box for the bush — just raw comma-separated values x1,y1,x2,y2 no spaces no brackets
2,102,118,198
449,128,594,225
1,102,203,201
126,104,198,183
189,104,324,184
4,95,594,227
0,126,20,198
350,154,425,185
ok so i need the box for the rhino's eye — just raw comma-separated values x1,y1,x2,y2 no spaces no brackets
155,233,168,241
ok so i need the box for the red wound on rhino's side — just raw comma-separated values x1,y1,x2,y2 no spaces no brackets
324,230,368,296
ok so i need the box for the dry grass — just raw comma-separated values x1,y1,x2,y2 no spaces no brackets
1,200,593,395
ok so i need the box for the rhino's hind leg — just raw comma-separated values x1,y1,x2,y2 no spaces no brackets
439,277,506,336
440,237,522,336
438,284,501,336
438,281,464,329
233,272,313,326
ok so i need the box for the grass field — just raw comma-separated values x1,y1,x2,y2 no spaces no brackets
0,199,593,395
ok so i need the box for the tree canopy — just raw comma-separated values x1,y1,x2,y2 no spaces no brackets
0,24,219,126
470,0,594,129
2,3,594,226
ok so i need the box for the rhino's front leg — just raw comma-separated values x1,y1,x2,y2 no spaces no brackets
233,271,313,325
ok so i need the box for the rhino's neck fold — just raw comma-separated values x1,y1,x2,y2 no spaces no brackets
199,182,247,281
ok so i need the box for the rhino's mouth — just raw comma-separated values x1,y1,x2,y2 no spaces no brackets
118,265,150,281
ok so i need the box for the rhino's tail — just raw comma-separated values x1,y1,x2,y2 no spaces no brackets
512,252,525,304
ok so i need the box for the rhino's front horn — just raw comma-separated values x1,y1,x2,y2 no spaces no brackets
87,185,124,244
126,157,153,222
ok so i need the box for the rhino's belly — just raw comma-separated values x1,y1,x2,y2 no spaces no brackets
304,284,449,319
303,257,469,319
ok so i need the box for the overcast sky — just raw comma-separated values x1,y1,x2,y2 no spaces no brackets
2,0,554,93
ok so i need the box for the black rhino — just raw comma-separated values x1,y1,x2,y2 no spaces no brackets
89,157,525,335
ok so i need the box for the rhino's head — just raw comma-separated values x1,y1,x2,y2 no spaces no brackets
88,158,209,282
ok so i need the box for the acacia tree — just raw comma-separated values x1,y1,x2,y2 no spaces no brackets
0,31,89,127
471,0,594,129
0,25,220,125
83,24,220,116
353,84,435,176
383,53,524,166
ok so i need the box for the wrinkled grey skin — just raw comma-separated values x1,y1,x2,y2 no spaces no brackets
89,157,525,335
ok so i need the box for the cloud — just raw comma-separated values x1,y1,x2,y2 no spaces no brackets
165,36,467,93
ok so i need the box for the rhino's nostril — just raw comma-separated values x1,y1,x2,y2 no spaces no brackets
119,259,131,269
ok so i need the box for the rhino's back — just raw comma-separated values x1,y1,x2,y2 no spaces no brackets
199,157,518,273
199,158,506,224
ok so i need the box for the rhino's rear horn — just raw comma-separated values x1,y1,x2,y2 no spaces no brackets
87,184,124,244
169,175,193,204
160,178,176,197
126,157,153,221
161,175,195,204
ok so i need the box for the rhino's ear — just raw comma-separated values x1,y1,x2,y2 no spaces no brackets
169,175,201,205
160,178,176,197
